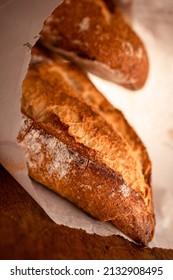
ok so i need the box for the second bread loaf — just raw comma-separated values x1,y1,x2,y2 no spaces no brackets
40,0,149,90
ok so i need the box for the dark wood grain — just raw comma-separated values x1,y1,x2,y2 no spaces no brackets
0,164,173,260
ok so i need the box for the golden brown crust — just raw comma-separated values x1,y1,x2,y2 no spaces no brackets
18,112,154,246
17,47,154,245
40,0,149,90
29,44,151,185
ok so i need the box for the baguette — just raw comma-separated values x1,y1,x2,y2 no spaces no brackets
17,45,154,245
40,0,149,90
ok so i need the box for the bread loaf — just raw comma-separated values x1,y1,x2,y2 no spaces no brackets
40,0,149,90
17,45,155,245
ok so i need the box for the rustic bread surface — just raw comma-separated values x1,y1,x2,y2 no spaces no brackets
18,47,154,245
40,0,149,90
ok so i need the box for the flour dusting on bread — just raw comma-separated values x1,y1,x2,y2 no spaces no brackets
20,116,87,179
119,183,131,198
78,17,90,32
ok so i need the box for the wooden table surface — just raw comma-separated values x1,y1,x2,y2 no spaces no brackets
0,164,173,260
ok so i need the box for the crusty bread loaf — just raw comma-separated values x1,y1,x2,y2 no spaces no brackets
17,45,154,245
39,0,149,90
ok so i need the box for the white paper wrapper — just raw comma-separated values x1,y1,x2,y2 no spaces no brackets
0,0,173,249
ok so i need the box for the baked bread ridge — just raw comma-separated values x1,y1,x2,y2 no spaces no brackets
40,0,149,90
18,49,155,245
18,111,154,246
28,44,151,185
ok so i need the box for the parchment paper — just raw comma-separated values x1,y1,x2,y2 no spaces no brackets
0,0,173,249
